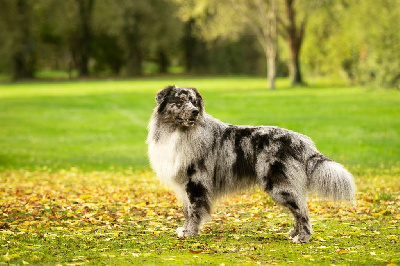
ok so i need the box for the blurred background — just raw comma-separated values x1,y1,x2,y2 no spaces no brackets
0,0,399,89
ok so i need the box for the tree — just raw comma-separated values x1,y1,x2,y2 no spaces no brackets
302,0,400,88
173,0,278,89
93,0,183,76
75,0,95,77
279,0,329,86
14,0,37,79
231,0,278,89
281,0,306,85
0,0,37,79
122,5,144,76
349,0,400,88
182,19,202,73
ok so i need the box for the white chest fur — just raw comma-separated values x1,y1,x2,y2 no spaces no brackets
148,131,185,186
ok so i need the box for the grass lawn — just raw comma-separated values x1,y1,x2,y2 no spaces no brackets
0,77,399,264
0,77,399,172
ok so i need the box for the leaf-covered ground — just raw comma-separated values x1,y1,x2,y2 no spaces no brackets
1,168,399,265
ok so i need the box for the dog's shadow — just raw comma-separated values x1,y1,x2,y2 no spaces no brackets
171,226,289,244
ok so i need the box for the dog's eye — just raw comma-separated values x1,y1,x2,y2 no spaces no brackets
176,100,184,107
189,97,196,105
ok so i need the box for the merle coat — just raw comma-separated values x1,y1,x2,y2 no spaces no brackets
147,86,356,243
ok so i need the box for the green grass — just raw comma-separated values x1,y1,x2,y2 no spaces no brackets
1,77,400,264
0,77,399,173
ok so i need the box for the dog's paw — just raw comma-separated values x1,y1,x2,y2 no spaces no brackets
292,234,311,244
176,227,197,238
288,229,298,238
176,227,186,238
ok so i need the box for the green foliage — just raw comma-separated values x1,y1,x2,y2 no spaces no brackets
1,0,399,87
93,0,184,76
353,0,400,88
0,0,39,79
302,0,400,88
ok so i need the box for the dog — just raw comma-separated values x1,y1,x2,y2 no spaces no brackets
147,85,356,243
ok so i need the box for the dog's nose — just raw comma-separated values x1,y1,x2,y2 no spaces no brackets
192,109,199,116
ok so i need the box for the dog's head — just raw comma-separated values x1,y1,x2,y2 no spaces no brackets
155,85,204,127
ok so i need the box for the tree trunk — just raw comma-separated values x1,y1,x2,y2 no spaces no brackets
182,19,207,73
230,0,277,89
76,0,94,77
183,20,195,73
158,50,169,74
13,0,36,80
267,52,276,90
124,12,143,76
290,49,302,85
285,0,304,86
267,0,277,90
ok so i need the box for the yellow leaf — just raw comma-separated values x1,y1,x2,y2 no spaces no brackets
4,252,22,261
336,248,349,254
302,255,313,259
30,255,41,262
79,194,92,200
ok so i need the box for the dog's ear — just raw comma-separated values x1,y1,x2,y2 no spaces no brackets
156,85,174,104
191,87,204,112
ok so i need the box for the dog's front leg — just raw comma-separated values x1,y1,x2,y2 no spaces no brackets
177,179,211,238
176,200,192,237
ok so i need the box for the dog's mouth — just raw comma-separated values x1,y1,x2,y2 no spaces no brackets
176,117,197,127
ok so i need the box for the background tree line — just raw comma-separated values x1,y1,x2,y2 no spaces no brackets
0,0,399,89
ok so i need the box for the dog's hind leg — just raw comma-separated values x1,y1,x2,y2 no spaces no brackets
286,197,312,244
259,161,312,243
268,188,312,243
176,179,211,238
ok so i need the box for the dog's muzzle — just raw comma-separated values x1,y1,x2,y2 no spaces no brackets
176,109,199,127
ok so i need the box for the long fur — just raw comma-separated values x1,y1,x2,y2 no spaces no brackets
147,85,356,243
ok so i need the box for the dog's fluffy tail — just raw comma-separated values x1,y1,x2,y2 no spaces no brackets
307,154,356,205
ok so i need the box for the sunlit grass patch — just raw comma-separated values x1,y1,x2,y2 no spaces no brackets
1,77,399,172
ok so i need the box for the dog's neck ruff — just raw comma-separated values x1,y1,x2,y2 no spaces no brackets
147,116,205,187
147,128,181,186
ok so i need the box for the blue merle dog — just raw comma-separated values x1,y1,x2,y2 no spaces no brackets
147,85,356,243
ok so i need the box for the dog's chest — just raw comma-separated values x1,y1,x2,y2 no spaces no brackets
148,131,188,185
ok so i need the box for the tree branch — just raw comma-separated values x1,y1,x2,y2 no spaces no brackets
229,0,269,55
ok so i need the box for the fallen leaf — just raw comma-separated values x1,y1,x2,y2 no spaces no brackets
0,222,11,230
189,250,203,254
336,249,349,254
